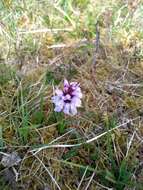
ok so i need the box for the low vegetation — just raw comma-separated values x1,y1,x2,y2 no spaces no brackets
0,0,143,189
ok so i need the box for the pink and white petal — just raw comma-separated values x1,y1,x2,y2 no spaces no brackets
54,106,63,112
77,92,82,98
55,89,63,96
75,87,82,93
51,95,60,103
64,94,71,101
64,79,69,87
70,82,78,86
56,99,64,107
70,104,77,115
63,103,70,115
72,91,82,98
71,97,81,107
73,86,81,92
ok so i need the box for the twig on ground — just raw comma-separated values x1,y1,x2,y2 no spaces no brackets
77,166,89,190
84,171,96,190
18,28,73,34
30,117,139,155
34,155,61,190
93,22,100,66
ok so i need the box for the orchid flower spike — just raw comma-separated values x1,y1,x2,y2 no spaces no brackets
51,79,82,115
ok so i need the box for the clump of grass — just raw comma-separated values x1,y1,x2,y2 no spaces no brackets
0,64,16,86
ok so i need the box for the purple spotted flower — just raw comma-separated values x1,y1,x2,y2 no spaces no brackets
51,79,82,115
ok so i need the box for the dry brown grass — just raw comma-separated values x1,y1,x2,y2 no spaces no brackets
0,0,143,189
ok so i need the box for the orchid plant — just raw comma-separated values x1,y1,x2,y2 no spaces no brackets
52,79,82,115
